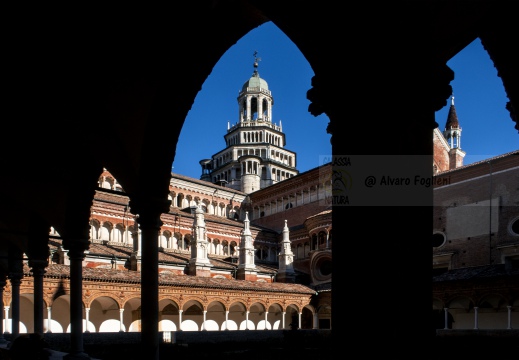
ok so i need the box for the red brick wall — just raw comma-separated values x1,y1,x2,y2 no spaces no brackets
433,153,519,268
433,129,451,172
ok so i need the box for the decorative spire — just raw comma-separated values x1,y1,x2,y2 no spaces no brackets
444,96,460,130
277,219,295,282
188,202,212,274
237,211,256,277
242,211,251,236
443,95,462,150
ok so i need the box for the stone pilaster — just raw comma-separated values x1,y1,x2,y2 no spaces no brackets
8,243,23,339
129,195,170,360
63,238,90,360
27,217,50,336
0,273,6,344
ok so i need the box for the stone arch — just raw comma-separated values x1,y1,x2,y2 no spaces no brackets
181,299,204,331
99,175,114,189
203,300,226,330
310,233,318,250
176,193,185,208
476,293,510,329
100,221,113,241
446,295,475,329
168,190,176,207
285,304,300,330
183,234,192,250
221,239,229,256
158,299,180,331
185,194,194,208
301,305,314,329
211,238,221,255
229,241,238,256
160,230,172,249
114,296,139,333
172,232,182,250
218,202,226,217
248,301,268,330
114,223,125,242
90,219,101,240
318,231,326,249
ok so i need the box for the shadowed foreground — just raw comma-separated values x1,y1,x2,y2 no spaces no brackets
4,330,332,360
3,329,519,360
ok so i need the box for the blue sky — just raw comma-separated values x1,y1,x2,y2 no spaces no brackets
172,22,331,179
435,37,518,165
173,22,518,179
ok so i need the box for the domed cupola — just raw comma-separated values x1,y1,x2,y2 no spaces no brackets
241,57,269,92
238,51,274,122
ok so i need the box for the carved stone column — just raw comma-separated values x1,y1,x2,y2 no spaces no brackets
29,262,47,335
26,217,50,336
130,196,170,360
0,273,7,344
8,244,23,339
305,6,447,354
62,238,90,360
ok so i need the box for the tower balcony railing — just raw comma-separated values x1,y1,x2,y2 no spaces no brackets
228,120,281,132
211,158,295,174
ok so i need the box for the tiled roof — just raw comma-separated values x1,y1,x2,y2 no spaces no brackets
308,209,332,218
23,264,315,295
202,213,278,233
435,149,519,176
87,243,133,258
171,172,247,196
48,238,278,275
433,264,519,282
314,282,331,292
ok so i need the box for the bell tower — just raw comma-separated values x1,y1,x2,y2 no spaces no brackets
443,96,466,170
199,52,299,195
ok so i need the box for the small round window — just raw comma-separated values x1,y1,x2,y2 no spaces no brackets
432,232,445,247
510,217,519,236
313,256,332,281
